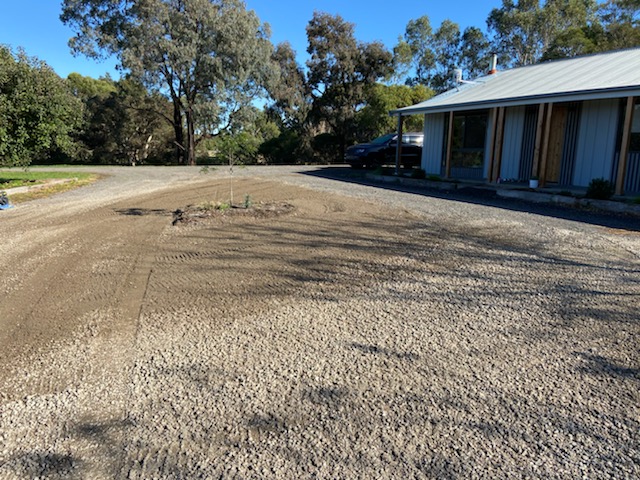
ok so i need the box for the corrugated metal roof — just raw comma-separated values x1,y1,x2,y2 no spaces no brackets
393,48,640,115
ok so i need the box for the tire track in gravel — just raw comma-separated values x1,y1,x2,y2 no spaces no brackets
0,211,165,402
0,178,245,397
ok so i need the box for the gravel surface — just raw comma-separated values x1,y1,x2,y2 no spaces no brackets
0,166,638,479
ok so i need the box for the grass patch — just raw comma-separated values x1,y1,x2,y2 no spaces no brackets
1,171,99,203
0,170,95,189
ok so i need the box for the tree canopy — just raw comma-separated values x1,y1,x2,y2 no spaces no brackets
357,84,434,140
305,12,394,157
61,0,274,165
0,47,83,167
1,1,637,167
394,16,492,91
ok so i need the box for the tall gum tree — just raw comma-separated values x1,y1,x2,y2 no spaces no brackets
305,12,393,159
488,0,600,67
61,0,274,165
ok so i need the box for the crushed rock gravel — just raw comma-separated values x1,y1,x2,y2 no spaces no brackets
0,166,638,479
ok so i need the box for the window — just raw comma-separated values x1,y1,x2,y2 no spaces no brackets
451,111,488,168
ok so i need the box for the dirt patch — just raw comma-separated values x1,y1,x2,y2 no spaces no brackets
172,201,296,225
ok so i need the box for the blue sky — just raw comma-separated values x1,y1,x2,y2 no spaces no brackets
0,0,499,79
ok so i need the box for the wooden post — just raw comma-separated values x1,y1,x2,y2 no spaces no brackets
491,107,506,183
531,103,546,178
538,103,554,188
486,108,498,182
395,114,404,176
445,111,454,179
615,96,635,196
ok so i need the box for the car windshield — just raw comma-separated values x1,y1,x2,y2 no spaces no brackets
369,133,396,145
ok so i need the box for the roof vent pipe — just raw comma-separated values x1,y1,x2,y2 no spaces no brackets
489,53,498,74
453,67,479,86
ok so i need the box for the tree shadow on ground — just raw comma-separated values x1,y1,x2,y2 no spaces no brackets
114,207,172,216
574,352,640,379
300,167,640,232
2,452,79,480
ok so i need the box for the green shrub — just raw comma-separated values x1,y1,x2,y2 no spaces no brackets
426,174,441,182
311,133,340,163
411,168,426,179
586,178,614,200
259,130,302,164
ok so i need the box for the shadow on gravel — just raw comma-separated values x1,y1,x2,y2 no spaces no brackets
161,212,639,320
300,167,640,232
131,194,639,477
114,207,172,217
350,342,419,361
575,352,640,379
4,452,78,479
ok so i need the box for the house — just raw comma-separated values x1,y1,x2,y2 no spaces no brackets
391,48,640,195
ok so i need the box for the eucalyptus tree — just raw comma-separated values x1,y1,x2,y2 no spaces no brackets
393,16,436,86
597,0,640,50
81,78,173,165
542,0,639,59
395,16,480,92
268,42,311,130
306,12,394,158
67,72,117,100
430,20,462,91
488,0,600,67
61,0,274,165
356,84,434,141
460,27,492,79
487,0,548,66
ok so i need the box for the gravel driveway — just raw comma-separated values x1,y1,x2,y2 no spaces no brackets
0,166,638,479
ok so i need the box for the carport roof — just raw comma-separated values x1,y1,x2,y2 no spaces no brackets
392,48,640,116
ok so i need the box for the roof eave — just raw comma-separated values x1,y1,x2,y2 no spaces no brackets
390,85,640,116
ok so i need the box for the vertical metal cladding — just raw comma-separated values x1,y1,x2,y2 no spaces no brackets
612,152,640,194
626,153,640,193
559,102,581,186
500,106,526,181
611,99,640,194
518,105,538,181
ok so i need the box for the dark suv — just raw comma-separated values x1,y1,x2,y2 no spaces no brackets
345,132,423,169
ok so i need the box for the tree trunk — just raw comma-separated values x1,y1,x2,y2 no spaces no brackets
172,100,185,164
186,108,197,166
142,134,153,162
